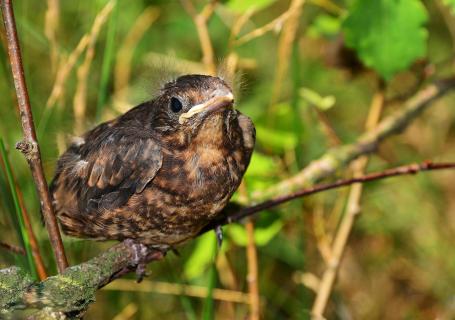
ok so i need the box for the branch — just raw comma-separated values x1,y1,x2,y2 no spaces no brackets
214,161,455,226
2,161,454,316
0,0,68,272
1,241,165,317
253,76,455,201
0,241,25,255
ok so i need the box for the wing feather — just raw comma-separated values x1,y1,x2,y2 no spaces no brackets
75,128,162,213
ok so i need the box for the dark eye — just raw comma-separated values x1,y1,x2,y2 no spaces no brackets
170,97,183,113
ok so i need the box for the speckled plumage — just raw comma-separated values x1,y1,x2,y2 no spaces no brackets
50,75,255,248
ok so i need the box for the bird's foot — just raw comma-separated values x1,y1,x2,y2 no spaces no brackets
215,225,223,249
124,239,165,282
135,263,148,282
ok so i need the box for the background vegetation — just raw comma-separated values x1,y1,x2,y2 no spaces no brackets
1,0,455,319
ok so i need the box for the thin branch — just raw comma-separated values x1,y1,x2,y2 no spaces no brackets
0,241,25,255
0,0,68,272
221,161,455,225
254,76,455,201
104,279,250,304
234,8,294,46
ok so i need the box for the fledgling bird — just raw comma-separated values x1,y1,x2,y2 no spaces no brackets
50,74,255,250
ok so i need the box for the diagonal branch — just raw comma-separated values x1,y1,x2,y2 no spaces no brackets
253,76,455,201
0,0,68,272
215,161,455,226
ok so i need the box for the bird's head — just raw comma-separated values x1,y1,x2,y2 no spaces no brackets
151,75,236,142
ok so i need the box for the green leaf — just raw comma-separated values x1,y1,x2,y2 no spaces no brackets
244,152,278,177
307,14,342,38
227,0,276,13
227,219,283,246
184,232,217,279
342,0,428,80
255,125,298,152
300,87,336,110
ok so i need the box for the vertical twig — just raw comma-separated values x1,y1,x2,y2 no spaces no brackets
113,7,160,108
245,220,260,320
180,0,217,75
269,0,305,111
0,0,68,273
73,0,115,134
311,81,385,317
239,182,260,319
44,0,60,73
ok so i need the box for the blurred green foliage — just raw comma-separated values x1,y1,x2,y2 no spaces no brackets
1,0,455,319
343,0,428,80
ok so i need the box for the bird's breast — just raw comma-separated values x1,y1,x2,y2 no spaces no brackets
148,143,245,217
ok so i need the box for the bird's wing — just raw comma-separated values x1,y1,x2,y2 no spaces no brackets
74,127,163,212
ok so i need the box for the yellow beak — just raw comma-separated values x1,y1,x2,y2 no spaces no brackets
179,93,234,124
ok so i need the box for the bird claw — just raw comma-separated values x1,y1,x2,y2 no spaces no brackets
135,263,148,283
215,225,223,249
124,239,150,282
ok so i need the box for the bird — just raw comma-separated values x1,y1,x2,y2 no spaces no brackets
50,74,255,252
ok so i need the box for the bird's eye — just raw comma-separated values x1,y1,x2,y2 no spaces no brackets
170,97,183,113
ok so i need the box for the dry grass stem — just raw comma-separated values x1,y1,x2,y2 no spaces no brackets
113,7,160,109
234,9,294,46
313,204,333,264
44,0,60,73
245,220,260,320
311,84,385,318
112,303,138,320
104,279,251,304
73,0,115,134
293,271,320,292
309,0,344,15
228,8,255,48
314,108,342,146
238,181,261,319
180,0,217,75
215,253,238,318
47,1,114,111
269,0,305,111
